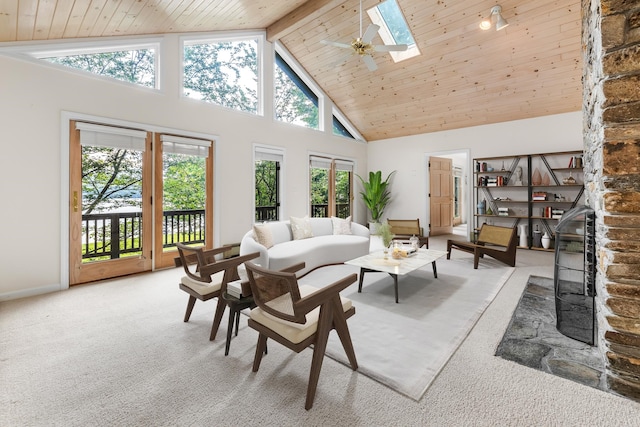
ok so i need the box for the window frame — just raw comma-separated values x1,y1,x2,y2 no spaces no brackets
181,31,264,115
254,144,285,222
367,0,420,63
309,154,355,219
26,38,161,89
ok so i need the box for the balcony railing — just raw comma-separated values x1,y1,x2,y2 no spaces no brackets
310,203,350,218
255,206,278,221
81,209,205,261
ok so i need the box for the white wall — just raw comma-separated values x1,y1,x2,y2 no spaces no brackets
0,37,368,299
0,35,583,299
367,112,583,233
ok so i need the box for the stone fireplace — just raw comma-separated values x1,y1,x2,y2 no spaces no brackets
583,0,640,402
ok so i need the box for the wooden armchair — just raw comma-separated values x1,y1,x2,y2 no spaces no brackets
446,224,517,269
387,218,429,248
175,243,259,341
244,261,358,410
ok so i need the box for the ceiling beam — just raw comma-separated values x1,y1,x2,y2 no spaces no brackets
266,0,346,42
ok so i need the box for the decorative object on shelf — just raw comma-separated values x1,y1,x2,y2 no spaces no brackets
501,161,506,171
541,172,550,185
532,168,542,186
518,224,528,247
563,173,577,185
541,231,552,249
477,200,486,215
513,166,523,186
532,225,542,248
486,206,493,216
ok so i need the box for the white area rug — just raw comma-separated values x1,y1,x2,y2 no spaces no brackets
299,256,514,401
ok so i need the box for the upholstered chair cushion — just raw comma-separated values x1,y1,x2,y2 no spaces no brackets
249,284,352,344
180,270,225,296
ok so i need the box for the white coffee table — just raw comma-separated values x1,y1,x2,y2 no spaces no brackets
345,248,447,303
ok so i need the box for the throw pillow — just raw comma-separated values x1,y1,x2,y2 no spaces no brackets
332,216,352,235
253,224,274,249
290,215,314,240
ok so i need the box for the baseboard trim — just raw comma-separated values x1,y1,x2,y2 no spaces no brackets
0,284,62,301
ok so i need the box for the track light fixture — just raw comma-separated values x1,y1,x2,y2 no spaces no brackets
479,5,509,31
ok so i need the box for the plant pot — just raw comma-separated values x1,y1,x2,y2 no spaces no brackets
369,222,380,235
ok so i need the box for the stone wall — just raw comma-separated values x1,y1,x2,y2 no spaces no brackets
583,0,640,402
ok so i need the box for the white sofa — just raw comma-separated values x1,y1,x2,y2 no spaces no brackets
239,217,370,276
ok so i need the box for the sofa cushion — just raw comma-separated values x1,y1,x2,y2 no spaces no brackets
253,223,274,249
332,216,352,235
290,215,313,240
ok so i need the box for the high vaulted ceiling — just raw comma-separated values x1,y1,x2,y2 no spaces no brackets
0,0,583,141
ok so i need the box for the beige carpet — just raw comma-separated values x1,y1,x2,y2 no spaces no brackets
2,234,639,425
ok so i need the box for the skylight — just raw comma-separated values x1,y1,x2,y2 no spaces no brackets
367,0,420,62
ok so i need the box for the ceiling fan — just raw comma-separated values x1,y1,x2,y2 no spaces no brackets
321,0,408,72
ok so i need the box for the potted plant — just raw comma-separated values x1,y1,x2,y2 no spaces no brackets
356,170,396,233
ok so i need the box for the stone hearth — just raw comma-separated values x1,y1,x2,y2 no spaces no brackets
496,276,607,392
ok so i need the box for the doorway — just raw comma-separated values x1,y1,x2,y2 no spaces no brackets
68,120,215,285
426,150,470,237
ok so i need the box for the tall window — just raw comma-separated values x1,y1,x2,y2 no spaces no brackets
274,53,318,129
183,38,259,114
41,47,156,88
255,146,283,221
160,135,209,250
309,156,353,218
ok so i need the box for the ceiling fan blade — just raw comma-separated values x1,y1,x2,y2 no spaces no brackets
374,44,408,52
362,54,378,71
321,39,352,49
362,24,380,44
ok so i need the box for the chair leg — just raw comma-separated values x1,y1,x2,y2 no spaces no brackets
253,334,268,372
446,240,452,259
331,298,358,370
234,307,241,336
305,303,334,410
224,305,236,356
209,297,227,341
184,296,197,322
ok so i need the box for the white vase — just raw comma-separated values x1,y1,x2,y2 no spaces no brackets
518,224,528,247
542,232,551,249
369,222,380,235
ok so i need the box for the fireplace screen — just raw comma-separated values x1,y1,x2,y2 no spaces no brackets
554,205,596,345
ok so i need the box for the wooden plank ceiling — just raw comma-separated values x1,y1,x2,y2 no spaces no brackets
0,0,582,142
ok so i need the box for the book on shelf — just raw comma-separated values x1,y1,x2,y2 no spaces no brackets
532,191,548,201
498,207,509,216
